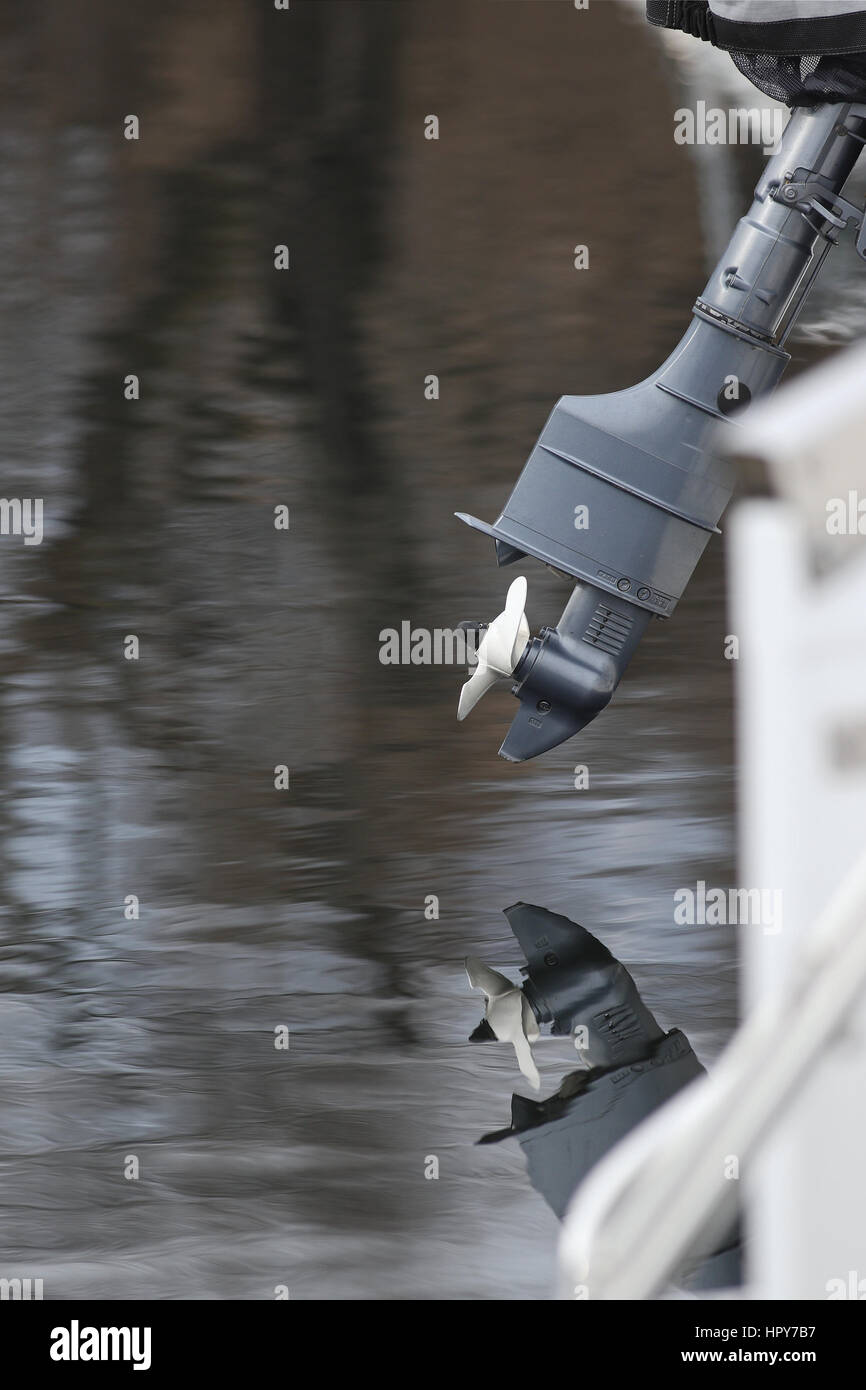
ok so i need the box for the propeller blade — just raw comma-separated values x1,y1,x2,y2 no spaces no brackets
457,576,529,721
457,663,500,721
465,957,513,999
512,1028,541,1091
485,575,527,676
465,955,541,1090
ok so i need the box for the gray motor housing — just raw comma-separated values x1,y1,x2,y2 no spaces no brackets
458,313,775,622
494,1029,704,1219
458,101,866,761
503,901,665,1061
474,903,741,1289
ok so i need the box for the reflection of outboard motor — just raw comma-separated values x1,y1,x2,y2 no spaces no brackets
467,903,740,1291
457,103,866,760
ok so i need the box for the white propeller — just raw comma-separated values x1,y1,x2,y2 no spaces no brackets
458,576,530,721
466,957,540,1090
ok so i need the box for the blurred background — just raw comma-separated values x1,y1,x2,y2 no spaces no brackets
1,0,863,1300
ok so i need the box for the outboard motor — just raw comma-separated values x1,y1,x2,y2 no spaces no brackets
457,102,866,760
466,903,741,1290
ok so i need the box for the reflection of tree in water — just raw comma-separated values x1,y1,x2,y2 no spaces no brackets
28,3,422,1013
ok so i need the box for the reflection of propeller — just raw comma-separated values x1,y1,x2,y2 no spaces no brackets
465,957,540,1089
457,576,529,721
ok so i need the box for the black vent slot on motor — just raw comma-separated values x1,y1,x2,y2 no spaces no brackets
583,603,632,656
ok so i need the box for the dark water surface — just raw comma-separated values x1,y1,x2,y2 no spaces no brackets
0,1,856,1299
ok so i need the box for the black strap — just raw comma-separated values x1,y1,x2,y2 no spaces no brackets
646,1,715,44
647,1,866,54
